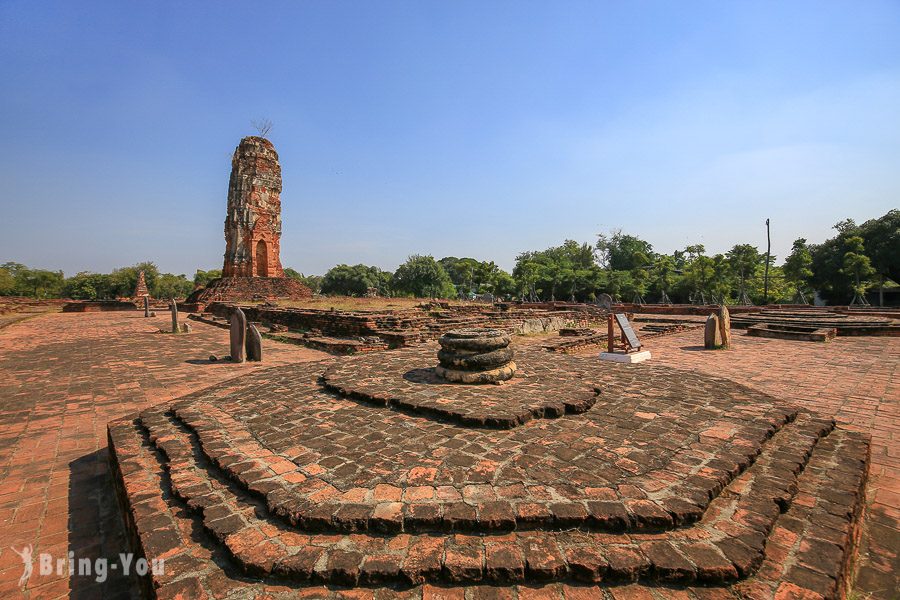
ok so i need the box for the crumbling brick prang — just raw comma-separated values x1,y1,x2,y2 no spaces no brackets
223,136,285,278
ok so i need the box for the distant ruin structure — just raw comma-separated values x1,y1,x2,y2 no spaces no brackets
185,136,311,306
223,137,284,278
133,270,150,300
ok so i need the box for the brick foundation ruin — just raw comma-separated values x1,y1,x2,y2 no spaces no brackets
109,343,870,598
189,301,604,353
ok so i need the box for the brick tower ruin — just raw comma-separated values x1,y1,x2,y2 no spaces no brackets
223,137,284,278
132,270,150,299
185,136,311,306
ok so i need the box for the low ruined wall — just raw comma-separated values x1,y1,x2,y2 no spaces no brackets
208,303,382,336
63,300,138,312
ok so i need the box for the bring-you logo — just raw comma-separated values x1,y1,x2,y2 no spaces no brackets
11,546,164,587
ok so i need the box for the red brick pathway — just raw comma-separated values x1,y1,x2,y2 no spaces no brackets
0,311,330,599
603,329,899,598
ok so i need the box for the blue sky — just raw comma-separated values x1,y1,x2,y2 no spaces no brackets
1,1,898,276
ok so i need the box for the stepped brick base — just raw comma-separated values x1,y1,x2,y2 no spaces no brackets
186,277,312,305
108,345,870,598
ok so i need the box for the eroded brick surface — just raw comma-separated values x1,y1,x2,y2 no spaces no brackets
0,311,895,599
109,341,870,597
0,311,330,598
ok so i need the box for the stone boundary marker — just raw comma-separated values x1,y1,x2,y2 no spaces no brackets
169,298,178,333
246,323,262,362
229,308,247,363
705,313,723,349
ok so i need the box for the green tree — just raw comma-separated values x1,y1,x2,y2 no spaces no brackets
284,268,323,294
193,269,222,288
0,265,15,295
62,272,114,300
783,238,814,302
596,231,654,271
605,270,631,301
153,273,194,299
512,259,543,301
682,249,715,303
858,209,900,305
489,270,517,298
809,219,867,304
709,254,733,304
439,257,505,297
650,255,676,302
108,262,160,297
725,244,763,302
321,264,393,296
841,236,876,303
14,268,65,298
513,241,603,301
390,256,455,298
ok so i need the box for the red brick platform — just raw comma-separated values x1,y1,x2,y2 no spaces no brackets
109,343,870,598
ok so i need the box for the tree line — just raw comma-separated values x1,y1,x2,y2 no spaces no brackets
0,262,196,300
1,209,895,305
308,209,896,305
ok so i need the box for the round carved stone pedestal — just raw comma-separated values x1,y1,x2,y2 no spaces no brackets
435,329,517,384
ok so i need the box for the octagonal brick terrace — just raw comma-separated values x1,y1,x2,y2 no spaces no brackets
109,343,870,598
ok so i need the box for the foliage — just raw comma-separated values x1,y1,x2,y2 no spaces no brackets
649,255,676,300
513,240,604,302
725,244,764,299
321,264,393,296
106,262,160,298
439,257,516,298
61,272,113,300
841,236,876,300
284,268,323,294
783,238,814,301
391,255,456,298
807,211,895,304
1,262,64,298
858,209,899,284
153,273,194,299
0,264,16,295
193,269,222,288
596,231,653,271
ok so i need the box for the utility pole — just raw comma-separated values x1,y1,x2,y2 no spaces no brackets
763,218,771,304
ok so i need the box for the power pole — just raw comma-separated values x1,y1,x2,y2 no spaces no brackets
763,218,771,304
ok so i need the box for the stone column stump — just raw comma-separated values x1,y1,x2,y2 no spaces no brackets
230,308,247,363
435,329,516,384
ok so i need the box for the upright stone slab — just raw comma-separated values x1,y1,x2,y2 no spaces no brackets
230,308,247,363
143,296,150,317
169,299,178,333
704,314,723,349
718,304,732,348
246,324,262,362
598,293,613,310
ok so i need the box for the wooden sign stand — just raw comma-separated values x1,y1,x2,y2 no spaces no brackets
600,313,652,363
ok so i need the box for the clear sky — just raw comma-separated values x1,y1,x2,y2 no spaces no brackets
1,1,898,277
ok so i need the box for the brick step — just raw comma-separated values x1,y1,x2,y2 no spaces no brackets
112,407,865,590
148,405,828,537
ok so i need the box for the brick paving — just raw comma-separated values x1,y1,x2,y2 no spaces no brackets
0,311,331,599
599,329,899,598
0,311,895,598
